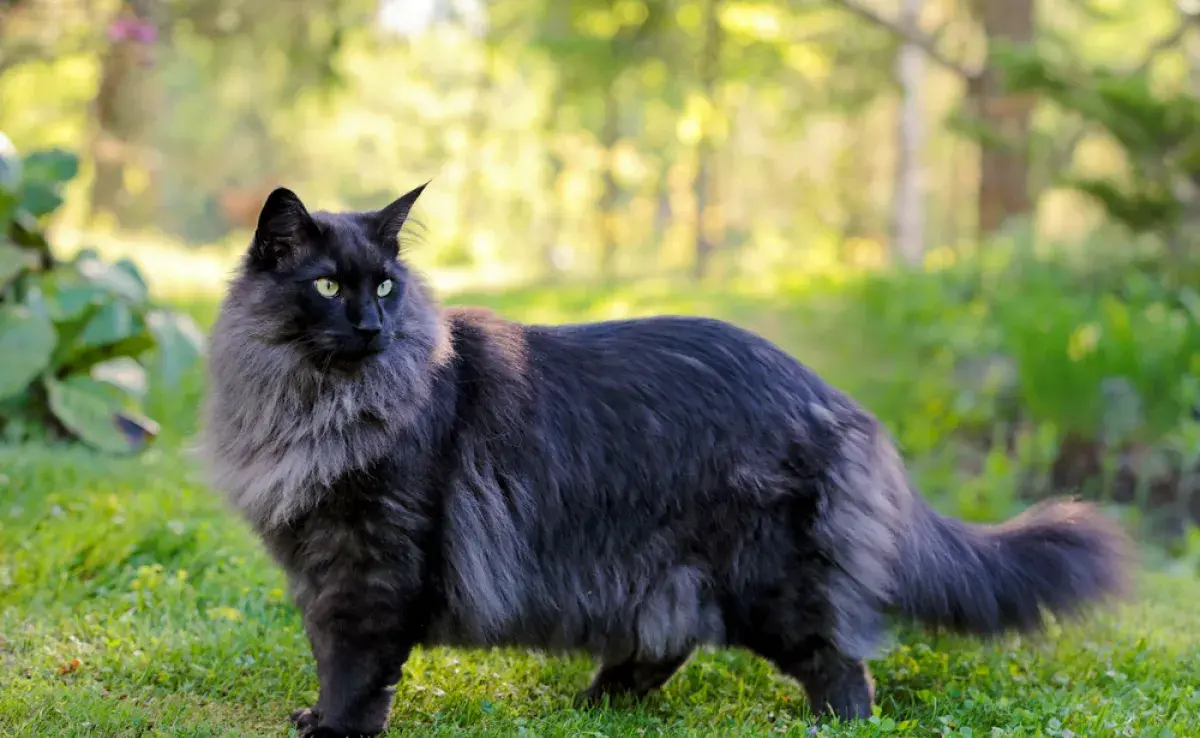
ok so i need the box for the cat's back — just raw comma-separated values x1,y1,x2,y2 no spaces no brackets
443,306,861,483
523,313,842,418
531,311,783,358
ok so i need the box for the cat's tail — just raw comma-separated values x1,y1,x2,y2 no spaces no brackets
892,496,1133,636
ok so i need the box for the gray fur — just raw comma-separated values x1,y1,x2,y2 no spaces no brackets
200,188,1132,737
201,264,448,529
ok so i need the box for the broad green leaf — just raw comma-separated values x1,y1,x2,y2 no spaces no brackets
79,300,141,348
0,132,20,192
45,283,112,323
65,371,130,407
21,148,80,184
18,180,64,218
59,331,156,376
76,256,149,304
21,282,52,321
0,305,56,400
91,356,149,399
9,209,49,248
45,375,137,454
46,287,107,369
146,309,206,388
112,257,149,293
0,243,38,291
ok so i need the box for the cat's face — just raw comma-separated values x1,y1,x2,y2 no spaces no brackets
230,184,430,370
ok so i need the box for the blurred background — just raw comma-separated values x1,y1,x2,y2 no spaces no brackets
4,0,1200,562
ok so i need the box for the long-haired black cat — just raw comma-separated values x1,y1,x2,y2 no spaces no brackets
201,184,1130,737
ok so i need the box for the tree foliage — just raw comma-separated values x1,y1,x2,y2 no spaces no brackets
992,40,1200,247
2,0,1195,277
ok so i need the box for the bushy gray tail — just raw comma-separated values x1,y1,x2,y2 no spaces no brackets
894,498,1132,636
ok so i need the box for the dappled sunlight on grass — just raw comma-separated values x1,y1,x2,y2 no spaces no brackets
1,443,1197,737
4,361,1185,716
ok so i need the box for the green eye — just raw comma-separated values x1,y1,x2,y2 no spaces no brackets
314,278,340,298
377,279,394,298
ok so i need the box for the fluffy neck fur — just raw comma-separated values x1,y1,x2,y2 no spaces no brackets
199,262,450,530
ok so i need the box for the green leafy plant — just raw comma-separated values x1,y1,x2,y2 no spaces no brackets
0,136,204,453
804,235,1200,539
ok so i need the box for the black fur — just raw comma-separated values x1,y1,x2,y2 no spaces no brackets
894,497,1130,634
200,186,1132,737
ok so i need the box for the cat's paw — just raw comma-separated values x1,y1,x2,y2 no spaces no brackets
573,686,606,708
288,707,328,737
288,707,384,737
573,685,634,709
290,707,319,726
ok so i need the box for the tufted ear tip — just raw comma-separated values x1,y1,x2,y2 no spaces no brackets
376,181,430,253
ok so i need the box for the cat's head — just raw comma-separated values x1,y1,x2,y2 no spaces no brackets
220,183,441,372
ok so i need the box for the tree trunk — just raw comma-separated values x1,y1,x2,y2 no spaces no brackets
944,136,964,251
89,0,157,225
971,0,1036,235
598,87,621,279
692,0,722,280
890,0,926,267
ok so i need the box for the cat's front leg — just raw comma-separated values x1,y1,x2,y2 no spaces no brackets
291,591,420,737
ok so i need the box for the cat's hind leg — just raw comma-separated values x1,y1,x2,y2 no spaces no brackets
730,578,881,720
575,650,694,706
765,639,875,720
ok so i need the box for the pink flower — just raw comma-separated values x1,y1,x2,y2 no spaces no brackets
107,18,157,44
132,22,158,44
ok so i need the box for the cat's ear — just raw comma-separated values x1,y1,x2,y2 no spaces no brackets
249,187,319,270
375,182,428,255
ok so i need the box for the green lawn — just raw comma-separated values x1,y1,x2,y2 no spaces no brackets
2,284,1199,737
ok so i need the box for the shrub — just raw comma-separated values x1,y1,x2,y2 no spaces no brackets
804,233,1200,536
0,136,204,453
825,237,1200,445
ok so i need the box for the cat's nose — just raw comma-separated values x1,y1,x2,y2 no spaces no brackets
355,324,382,340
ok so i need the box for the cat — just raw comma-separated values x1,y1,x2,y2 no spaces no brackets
200,184,1132,737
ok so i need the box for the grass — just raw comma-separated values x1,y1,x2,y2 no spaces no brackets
2,277,1200,737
